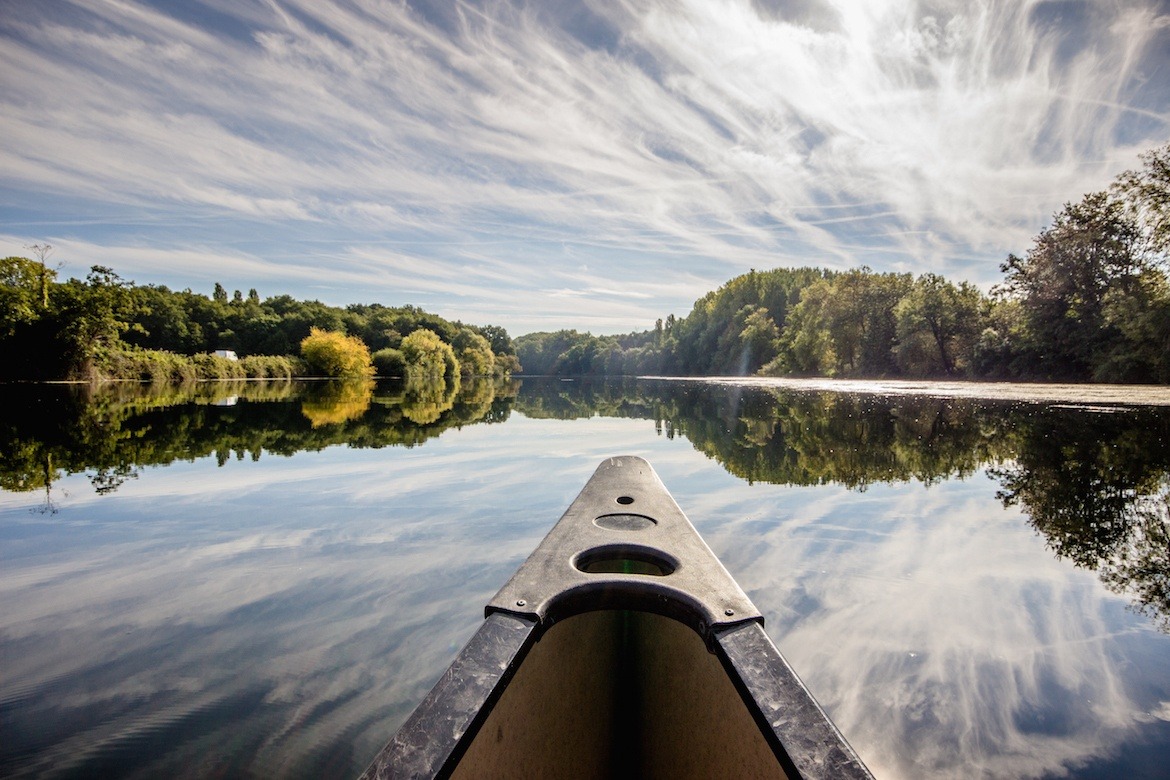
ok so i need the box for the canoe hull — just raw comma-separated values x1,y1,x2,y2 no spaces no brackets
359,457,873,779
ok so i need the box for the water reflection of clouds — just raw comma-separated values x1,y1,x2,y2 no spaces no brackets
0,416,698,776
4,413,1170,777
698,474,1169,779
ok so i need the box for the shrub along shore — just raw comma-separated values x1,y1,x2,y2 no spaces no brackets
99,349,303,383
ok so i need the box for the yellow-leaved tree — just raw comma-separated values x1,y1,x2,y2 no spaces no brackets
299,327,374,379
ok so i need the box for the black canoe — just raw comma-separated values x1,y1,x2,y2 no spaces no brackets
359,456,874,780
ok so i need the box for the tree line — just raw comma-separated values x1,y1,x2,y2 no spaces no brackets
6,142,1167,384
517,142,1170,383
0,259,520,381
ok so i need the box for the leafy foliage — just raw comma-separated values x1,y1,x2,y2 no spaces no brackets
452,327,496,376
1115,142,1170,255
0,268,518,381
893,274,983,376
372,347,408,377
998,192,1144,378
400,328,458,379
300,328,375,379
0,256,51,339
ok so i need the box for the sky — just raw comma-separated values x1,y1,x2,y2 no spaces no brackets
2,0,1169,336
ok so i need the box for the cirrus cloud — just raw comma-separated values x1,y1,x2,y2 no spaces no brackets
1,0,1167,333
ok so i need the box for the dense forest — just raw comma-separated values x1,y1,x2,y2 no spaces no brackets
518,142,1170,383
0,258,519,382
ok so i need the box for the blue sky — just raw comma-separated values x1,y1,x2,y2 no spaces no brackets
2,0,1169,335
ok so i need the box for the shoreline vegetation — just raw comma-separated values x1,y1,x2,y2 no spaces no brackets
3,142,1168,386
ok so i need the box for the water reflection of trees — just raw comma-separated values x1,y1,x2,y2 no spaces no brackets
989,408,1170,632
0,377,517,499
4,376,1168,631
515,379,1170,632
400,373,459,424
516,379,1017,487
301,380,376,427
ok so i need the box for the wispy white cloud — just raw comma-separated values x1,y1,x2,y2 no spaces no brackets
1,0,1167,332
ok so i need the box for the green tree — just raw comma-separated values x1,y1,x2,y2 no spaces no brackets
124,285,201,354
1115,142,1170,255
1099,269,1170,382
494,352,523,375
0,256,51,339
894,274,984,376
473,324,516,357
769,278,837,375
668,267,827,375
400,328,458,379
299,327,374,378
999,192,1144,378
768,270,910,377
972,297,1029,377
739,306,780,373
53,266,140,379
372,347,407,377
452,327,496,376
213,282,228,304
554,336,606,375
514,330,591,375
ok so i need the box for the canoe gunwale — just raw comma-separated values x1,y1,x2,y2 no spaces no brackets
358,612,539,780
714,621,874,779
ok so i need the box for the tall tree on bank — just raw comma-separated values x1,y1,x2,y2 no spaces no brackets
1106,142,1170,381
1115,142,1170,257
0,256,51,340
768,269,912,377
998,192,1144,379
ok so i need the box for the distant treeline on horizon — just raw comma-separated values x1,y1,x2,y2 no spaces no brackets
3,142,1168,385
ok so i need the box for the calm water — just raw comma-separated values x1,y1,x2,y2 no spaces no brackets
2,377,1169,779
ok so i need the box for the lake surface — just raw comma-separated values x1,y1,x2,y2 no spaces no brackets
2,376,1169,779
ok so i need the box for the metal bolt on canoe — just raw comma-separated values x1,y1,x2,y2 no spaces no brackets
359,456,874,780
